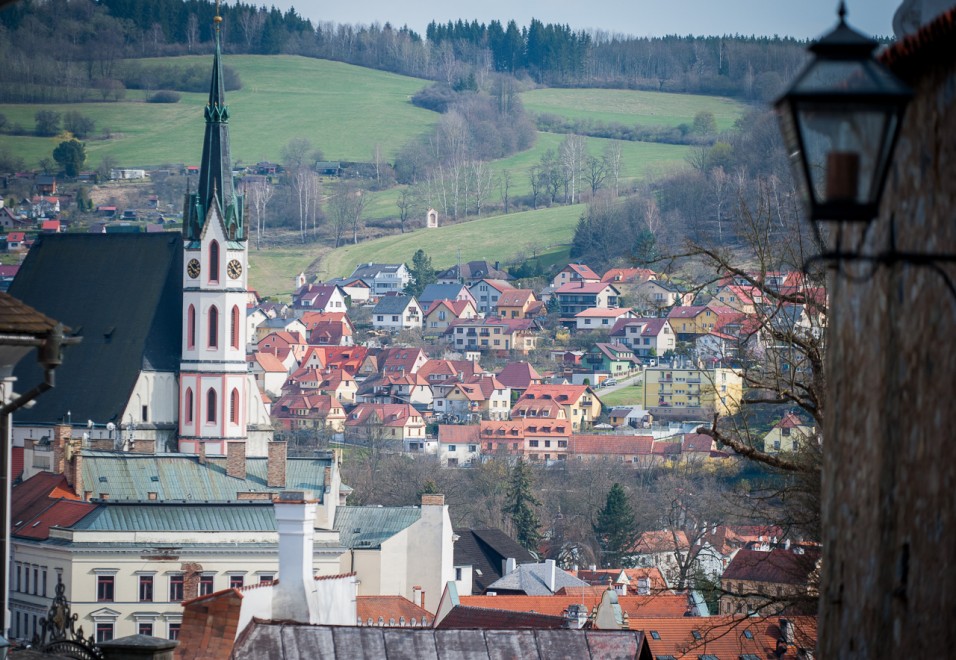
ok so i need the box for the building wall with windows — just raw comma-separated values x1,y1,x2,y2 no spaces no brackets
643,367,742,418
9,508,344,643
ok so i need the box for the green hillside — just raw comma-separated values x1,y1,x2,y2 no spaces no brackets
521,87,747,131
248,204,584,298
0,56,438,169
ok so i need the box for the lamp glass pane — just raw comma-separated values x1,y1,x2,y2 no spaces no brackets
795,103,894,206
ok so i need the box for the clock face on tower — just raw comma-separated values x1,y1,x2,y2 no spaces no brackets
227,259,243,279
187,259,201,279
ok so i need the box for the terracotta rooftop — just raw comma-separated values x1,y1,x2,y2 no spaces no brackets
357,595,431,627
631,614,817,659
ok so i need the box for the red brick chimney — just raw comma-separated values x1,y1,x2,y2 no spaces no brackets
226,442,246,480
267,441,287,488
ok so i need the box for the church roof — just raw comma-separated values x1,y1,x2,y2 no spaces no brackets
184,16,243,242
9,233,183,426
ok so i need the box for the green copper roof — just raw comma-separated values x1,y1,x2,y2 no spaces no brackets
72,502,276,532
79,452,333,502
333,506,421,549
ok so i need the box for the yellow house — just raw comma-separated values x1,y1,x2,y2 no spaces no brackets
667,305,736,336
496,289,544,319
513,384,602,431
763,412,815,454
643,367,742,417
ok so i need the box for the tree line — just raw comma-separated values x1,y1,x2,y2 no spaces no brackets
0,0,810,105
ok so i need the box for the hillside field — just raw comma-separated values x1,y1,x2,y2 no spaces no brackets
520,87,747,131
0,56,438,169
247,204,584,297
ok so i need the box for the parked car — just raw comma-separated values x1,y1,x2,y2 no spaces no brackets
604,378,618,387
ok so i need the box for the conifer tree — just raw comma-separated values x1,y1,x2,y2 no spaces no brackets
593,482,639,568
405,249,436,298
502,459,541,552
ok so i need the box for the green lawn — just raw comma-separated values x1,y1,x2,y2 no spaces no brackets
489,132,692,198
597,384,645,408
0,56,437,169
245,203,585,298
521,88,748,131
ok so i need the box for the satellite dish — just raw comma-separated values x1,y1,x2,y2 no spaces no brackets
106,422,116,432
87,420,94,429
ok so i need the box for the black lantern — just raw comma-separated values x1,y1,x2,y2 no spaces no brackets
775,2,913,223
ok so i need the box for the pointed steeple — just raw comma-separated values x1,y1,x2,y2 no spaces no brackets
184,4,244,242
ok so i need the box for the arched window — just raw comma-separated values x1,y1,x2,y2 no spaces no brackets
206,389,217,423
230,388,239,424
208,306,219,348
230,305,240,349
209,241,220,282
187,305,196,349
184,388,193,423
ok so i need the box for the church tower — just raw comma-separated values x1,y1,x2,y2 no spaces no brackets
178,8,252,456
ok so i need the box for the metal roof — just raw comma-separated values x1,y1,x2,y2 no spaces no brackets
80,452,333,502
333,506,421,549
72,502,277,532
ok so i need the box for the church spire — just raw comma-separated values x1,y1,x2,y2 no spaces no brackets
184,2,244,242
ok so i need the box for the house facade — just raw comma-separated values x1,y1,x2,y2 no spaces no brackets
371,295,422,331
643,367,743,418
348,263,411,297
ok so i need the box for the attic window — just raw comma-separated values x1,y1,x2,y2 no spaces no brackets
151,476,159,482
699,655,718,660
98,476,107,483
691,631,702,641
650,631,660,640
742,630,754,640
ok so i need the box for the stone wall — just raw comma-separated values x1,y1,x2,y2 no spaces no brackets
820,41,956,658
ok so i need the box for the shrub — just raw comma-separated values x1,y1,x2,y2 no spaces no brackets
148,90,181,104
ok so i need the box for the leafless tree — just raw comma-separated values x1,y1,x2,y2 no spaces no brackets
186,14,199,53
292,168,321,243
246,180,273,249
559,134,587,204
237,8,265,52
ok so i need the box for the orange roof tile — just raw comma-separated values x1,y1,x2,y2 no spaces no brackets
357,595,431,626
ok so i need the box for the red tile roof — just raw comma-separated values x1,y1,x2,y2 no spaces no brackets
722,548,819,585
880,5,956,84
459,592,690,619
568,435,654,456
436,605,567,629
601,267,657,283
13,499,97,539
495,361,542,389
357,595,431,626
438,425,481,445
562,263,601,280
680,434,714,453
496,289,535,308
631,615,817,658
11,446,23,481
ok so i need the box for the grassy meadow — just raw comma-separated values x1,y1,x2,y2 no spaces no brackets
520,87,748,131
596,383,645,408
247,204,584,297
0,56,437,169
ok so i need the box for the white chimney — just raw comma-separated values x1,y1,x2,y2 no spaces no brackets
546,559,557,593
272,491,318,623
502,558,516,576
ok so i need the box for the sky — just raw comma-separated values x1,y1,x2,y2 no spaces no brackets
258,0,902,40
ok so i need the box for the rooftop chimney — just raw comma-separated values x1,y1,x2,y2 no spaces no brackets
226,441,246,479
502,558,517,577
272,491,318,622
268,441,288,488
546,558,557,593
